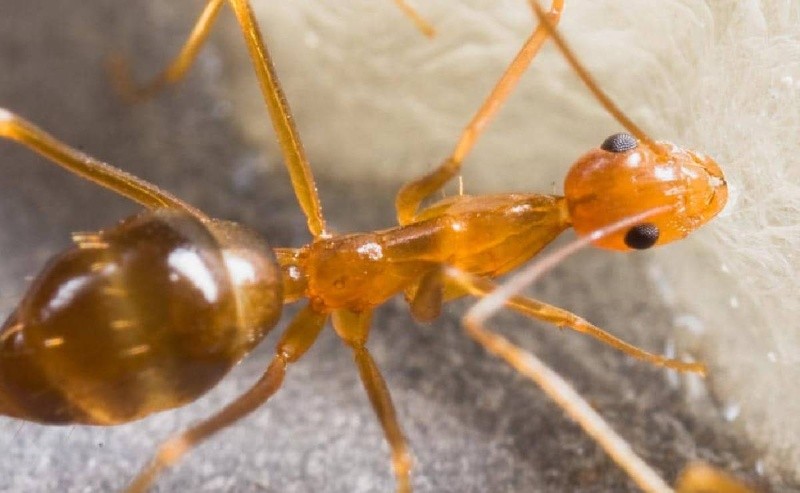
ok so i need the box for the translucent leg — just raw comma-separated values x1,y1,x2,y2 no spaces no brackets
109,0,225,101
110,0,432,102
110,0,327,237
448,204,703,373
446,204,753,491
394,0,565,225
0,109,206,220
458,309,673,493
126,304,327,493
393,0,436,38
226,0,327,237
448,269,705,374
409,267,443,322
332,309,412,493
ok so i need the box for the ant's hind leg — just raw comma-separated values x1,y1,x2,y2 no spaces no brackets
126,304,327,493
0,109,206,219
394,0,565,225
332,309,413,493
109,0,225,102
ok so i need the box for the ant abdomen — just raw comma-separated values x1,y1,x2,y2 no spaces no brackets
0,210,282,425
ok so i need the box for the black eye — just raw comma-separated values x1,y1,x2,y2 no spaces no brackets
600,132,638,153
624,223,659,249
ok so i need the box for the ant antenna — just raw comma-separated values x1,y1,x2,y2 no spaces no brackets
528,1,660,152
394,0,436,38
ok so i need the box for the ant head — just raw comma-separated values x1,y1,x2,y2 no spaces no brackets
564,133,728,251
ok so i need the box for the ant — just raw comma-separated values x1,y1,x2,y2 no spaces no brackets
0,0,756,491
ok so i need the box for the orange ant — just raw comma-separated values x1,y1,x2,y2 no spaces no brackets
0,0,755,491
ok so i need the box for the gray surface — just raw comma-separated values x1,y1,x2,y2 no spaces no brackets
0,2,789,492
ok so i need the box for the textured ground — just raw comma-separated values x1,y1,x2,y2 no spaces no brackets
0,2,792,492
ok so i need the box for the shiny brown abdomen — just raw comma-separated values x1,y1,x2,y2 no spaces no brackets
0,211,282,425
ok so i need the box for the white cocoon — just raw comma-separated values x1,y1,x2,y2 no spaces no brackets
228,0,800,481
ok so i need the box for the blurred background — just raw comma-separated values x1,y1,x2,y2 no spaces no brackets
0,1,797,491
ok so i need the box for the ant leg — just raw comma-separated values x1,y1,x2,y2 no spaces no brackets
353,346,412,493
408,267,444,322
332,309,413,493
451,279,754,492
0,109,207,220
110,0,433,102
109,0,225,102
126,304,327,493
394,0,565,225
113,0,327,236
227,0,327,238
393,0,436,38
676,463,754,493
457,300,674,493
447,269,705,374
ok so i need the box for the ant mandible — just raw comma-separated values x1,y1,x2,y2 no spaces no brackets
0,0,750,492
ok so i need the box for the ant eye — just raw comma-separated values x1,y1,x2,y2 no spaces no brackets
600,132,638,153
624,223,660,249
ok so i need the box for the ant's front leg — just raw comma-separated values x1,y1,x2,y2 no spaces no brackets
447,267,705,374
458,302,753,493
